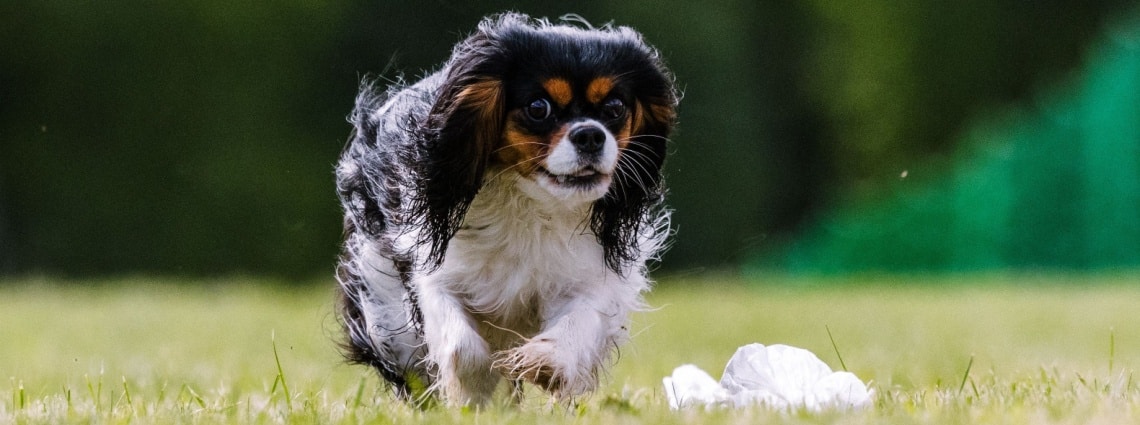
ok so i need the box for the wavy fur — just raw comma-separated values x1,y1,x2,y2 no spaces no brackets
335,12,677,406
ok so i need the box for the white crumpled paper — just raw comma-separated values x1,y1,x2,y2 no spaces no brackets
663,343,872,411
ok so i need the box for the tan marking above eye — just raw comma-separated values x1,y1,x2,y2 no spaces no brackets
542,78,573,107
586,77,615,105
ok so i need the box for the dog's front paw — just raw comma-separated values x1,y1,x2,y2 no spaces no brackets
431,341,499,407
493,338,597,399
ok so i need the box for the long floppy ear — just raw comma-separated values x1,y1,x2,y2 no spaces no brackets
412,16,516,269
592,56,679,274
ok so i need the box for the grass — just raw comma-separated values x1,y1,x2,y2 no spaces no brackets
2,273,1140,423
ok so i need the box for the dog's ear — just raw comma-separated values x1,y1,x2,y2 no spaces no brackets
592,50,679,274
414,16,519,269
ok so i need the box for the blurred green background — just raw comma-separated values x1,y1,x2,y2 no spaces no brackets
2,1,1138,278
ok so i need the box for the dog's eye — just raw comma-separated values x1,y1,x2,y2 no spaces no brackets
524,98,552,121
601,97,626,120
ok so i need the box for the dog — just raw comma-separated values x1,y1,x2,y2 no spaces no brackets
335,13,677,406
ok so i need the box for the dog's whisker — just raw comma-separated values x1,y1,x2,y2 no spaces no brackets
486,153,549,182
615,155,654,194
490,141,548,155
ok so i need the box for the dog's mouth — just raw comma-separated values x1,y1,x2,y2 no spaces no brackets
537,166,611,189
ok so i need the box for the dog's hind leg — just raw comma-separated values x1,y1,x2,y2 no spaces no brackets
337,232,430,400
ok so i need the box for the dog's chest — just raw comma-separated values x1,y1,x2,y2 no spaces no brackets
434,180,608,318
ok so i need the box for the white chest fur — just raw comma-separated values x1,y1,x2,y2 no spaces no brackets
430,173,618,323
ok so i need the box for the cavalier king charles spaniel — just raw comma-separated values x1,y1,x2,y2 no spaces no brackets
335,13,678,406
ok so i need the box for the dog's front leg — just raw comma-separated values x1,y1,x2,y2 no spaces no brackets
495,287,634,401
418,279,499,406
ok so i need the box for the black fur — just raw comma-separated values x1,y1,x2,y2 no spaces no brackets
413,24,507,270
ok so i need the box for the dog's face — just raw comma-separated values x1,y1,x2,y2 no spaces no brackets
479,27,676,204
498,74,634,202
428,18,677,205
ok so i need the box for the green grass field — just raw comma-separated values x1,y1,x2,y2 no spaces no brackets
3,274,1139,424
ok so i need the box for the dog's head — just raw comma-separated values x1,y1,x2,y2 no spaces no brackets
418,13,678,271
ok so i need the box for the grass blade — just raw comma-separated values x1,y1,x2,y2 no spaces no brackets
121,376,133,410
182,384,206,410
959,354,975,393
17,380,26,410
826,325,848,371
272,331,292,409
352,375,367,409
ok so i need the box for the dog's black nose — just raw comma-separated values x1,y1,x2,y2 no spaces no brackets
568,126,606,154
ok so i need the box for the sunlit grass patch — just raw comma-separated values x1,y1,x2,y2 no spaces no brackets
2,273,1139,423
